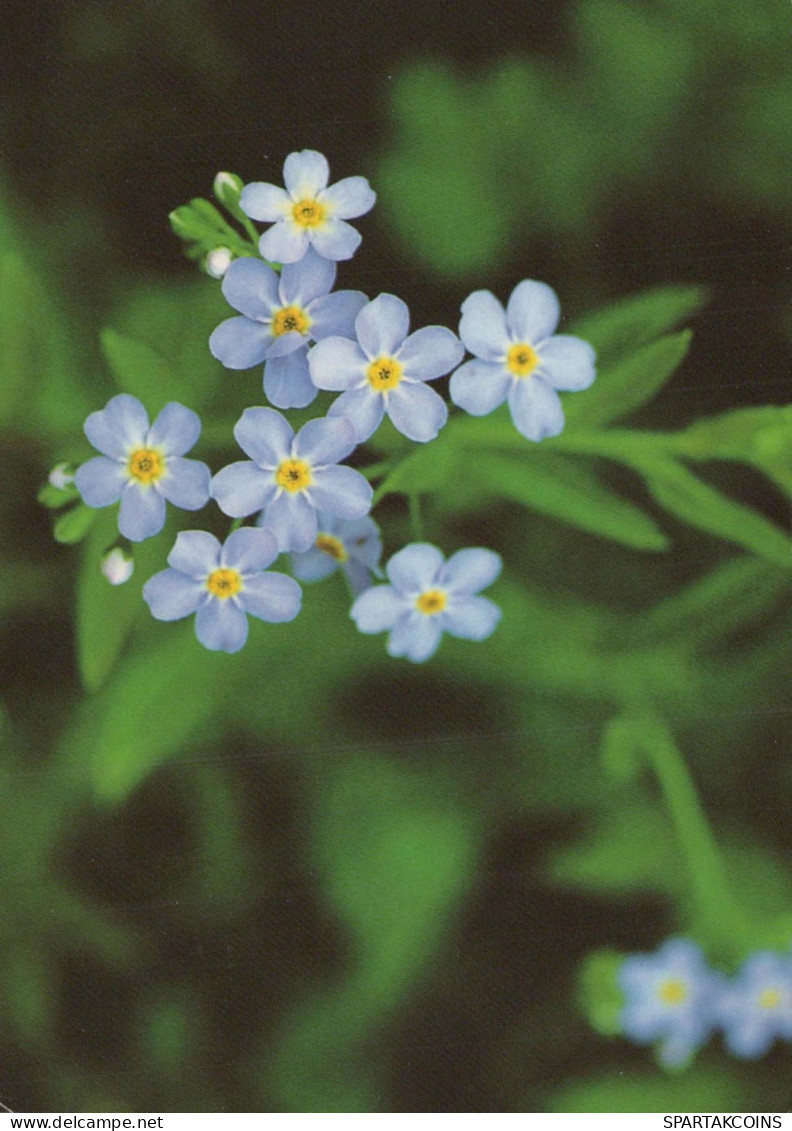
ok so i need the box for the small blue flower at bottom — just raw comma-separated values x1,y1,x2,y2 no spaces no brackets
350,543,501,663
291,513,382,596
618,938,718,1068
714,951,792,1059
143,527,301,653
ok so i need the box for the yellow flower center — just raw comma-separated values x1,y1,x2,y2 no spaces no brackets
292,198,326,228
657,979,687,1006
206,568,242,599
366,356,403,392
506,342,539,378
759,988,781,1010
415,588,447,616
127,448,164,484
271,304,310,337
275,457,312,493
316,533,348,562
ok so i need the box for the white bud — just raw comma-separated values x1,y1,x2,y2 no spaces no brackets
205,247,233,279
48,462,74,490
101,547,134,586
214,172,242,196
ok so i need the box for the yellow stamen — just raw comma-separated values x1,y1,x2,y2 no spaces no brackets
657,979,687,1006
316,533,348,562
415,588,446,616
366,356,402,392
206,568,242,599
292,198,326,228
275,457,312,493
759,988,781,1010
272,304,310,337
127,448,164,484
506,342,539,378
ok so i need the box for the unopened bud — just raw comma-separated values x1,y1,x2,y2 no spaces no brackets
101,547,134,586
48,462,74,490
213,172,244,208
205,247,233,279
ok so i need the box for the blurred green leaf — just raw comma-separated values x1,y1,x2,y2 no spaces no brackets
577,949,623,1037
53,504,97,545
169,196,253,259
101,328,180,408
568,285,707,368
38,481,79,509
548,1067,753,1113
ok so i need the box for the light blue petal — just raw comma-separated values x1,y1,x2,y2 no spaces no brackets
74,456,125,507
506,279,561,343
158,457,211,510
449,359,510,415
263,491,317,552
143,568,205,621
387,381,448,442
211,461,275,518
283,150,330,197
386,543,444,594
342,559,373,596
84,393,149,458
356,294,409,358
508,376,565,441
264,350,318,410
322,176,376,219
265,329,306,359
167,530,221,577
118,484,166,541
309,219,362,262
240,181,291,222
350,586,408,633
234,406,293,467
291,547,339,582
240,572,302,622
259,223,310,265
294,416,356,465
147,402,201,455
440,595,501,641
221,256,281,319
387,613,443,663
537,335,597,391
309,291,368,341
328,385,386,442
308,465,372,519
458,291,509,362
222,526,279,573
341,516,382,569
397,326,464,381
209,316,273,370
280,245,336,306
308,336,367,391
195,600,249,653
438,548,502,594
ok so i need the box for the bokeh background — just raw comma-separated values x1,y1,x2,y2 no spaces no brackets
2,0,792,1112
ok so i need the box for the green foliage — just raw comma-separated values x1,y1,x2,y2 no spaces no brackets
169,189,257,262
53,504,97,544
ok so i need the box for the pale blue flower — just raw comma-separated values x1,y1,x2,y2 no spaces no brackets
143,527,301,654
450,280,596,441
351,543,501,663
618,938,718,1068
240,150,376,264
308,294,463,443
291,513,382,595
715,951,792,1059
74,394,211,542
211,408,372,552
209,247,367,409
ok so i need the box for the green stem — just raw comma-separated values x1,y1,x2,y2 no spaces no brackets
359,460,394,481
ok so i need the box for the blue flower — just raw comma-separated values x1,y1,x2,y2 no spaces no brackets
449,280,596,441
350,543,501,663
240,150,376,264
143,527,301,653
308,294,464,443
715,951,792,1059
211,408,372,552
209,248,367,409
74,394,211,542
291,513,382,595
618,938,718,1068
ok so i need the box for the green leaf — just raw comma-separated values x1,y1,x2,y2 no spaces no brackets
563,329,692,430
101,328,180,408
577,950,623,1037
568,285,706,365
168,195,253,258
53,504,97,545
0,253,44,424
548,1068,752,1113
38,481,78,509
470,450,669,549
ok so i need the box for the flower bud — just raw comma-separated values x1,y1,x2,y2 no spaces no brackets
205,247,233,279
48,462,74,490
213,172,244,209
101,546,134,586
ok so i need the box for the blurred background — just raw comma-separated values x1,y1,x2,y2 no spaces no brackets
2,0,792,1113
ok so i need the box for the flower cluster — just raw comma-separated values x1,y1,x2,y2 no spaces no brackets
618,938,792,1066
63,148,596,655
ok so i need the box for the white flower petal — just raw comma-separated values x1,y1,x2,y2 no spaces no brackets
440,595,501,641
537,335,596,391
321,176,376,219
283,150,330,198
84,394,149,458
458,290,509,361
397,326,464,382
386,543,444,594
222,526,279,573
449,359,510,416
309,291,368,341
387,613,443,663
356,294,410,358
240,182,291,222
147,402,201,455
211,461,275,518
221,256,281,319
279,245,336,306
157,457,211,510
262,491,317,552
387,381,448,443
291,547,339,582
308,465,372,519
264,350,318,410
74,457,125,507
308,337,367,391
438,548,502,594
195,600,249,653
259,223,310,265
308,218,362,262
508,376,565,442
118,484,166,541
506,279,561,343
143,569,205,621
351,586,408,633
240,572,302,623
234,406,293,467
209,316,273,370
327,386,385,442
167,530,221,577
294,416,356,465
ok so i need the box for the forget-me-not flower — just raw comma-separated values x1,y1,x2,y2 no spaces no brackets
240,150,376,264
350,543,501,663
209,248,367,409
74,394,211,542
143,527,301,654
618,938,718,1068
211,408,372,552
291,512,382,595
714,951,792,1059
449,280,596,441
308,294,464,443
